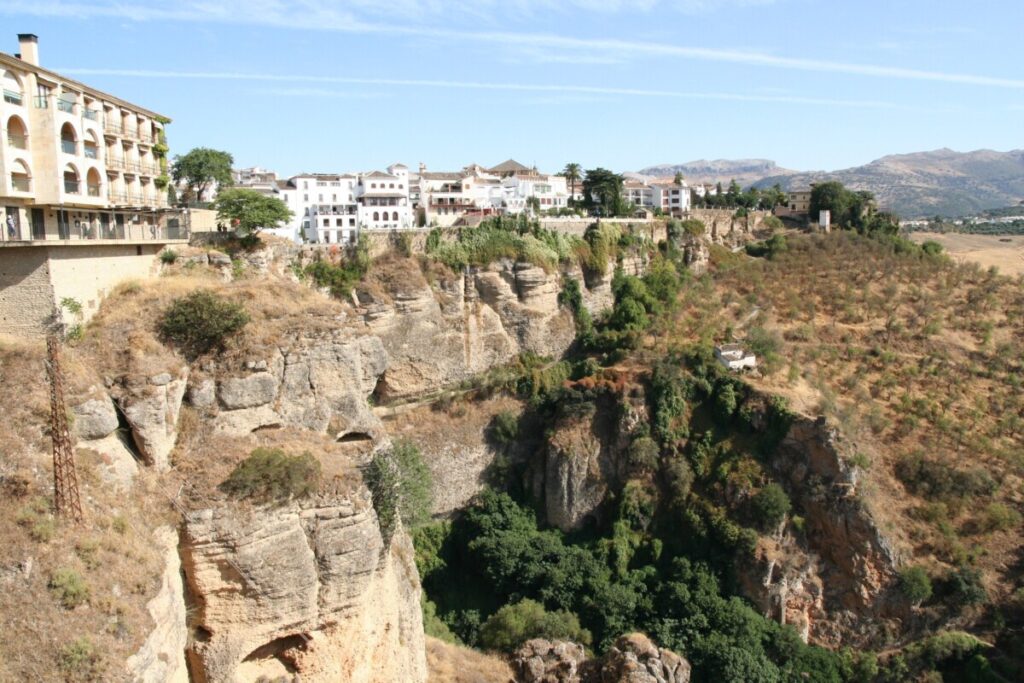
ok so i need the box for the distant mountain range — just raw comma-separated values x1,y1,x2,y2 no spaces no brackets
639,149,1024,218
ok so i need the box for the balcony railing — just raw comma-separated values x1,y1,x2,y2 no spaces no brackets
61,139,77,155
83,109,99,121
11,176,31,192
57,99,75,114
7,132,28,149
87,184,101,197
84,146,99,160
123,127,139,140
108,190,128,203
104,121,123,135
3,89,22,105
64,180,80,194
107,157,125,171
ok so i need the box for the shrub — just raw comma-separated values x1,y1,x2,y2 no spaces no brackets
980,502,1021,532
365,439,433,541
219,447,321,503
159,290,249,357
627,436,661,475
750,483,791,531
761,215,784,231
159,248,179,264
943,567,987,608
49,568,90,608
58,637,104,681
479,598,591,652
899,565,933,604
490,410,520,444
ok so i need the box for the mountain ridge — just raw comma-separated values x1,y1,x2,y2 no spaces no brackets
639,148,1024,217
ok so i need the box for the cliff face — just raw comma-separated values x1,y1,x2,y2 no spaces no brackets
755,416,903,647
181,495,425,683
363,256,638,400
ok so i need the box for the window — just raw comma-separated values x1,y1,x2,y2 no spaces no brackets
373,211,379,221
392,211,399,221
389,183,394,189
336,218,343,226
303,181,309,189
349,218,355,226
304,194,308,201
322,218,330,227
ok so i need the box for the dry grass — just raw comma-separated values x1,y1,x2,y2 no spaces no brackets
665,231,1024,596
910,231,1024,277
426,636,515,683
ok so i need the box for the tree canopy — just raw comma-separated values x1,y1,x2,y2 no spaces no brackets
171,147,234,204
582,167,627,216
213,188,292,235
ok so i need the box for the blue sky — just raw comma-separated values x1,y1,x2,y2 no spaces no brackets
3,1,1022,177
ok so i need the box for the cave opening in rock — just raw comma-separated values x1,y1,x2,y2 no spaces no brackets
111,401,144,463
337,431,374,444
240,634,308,676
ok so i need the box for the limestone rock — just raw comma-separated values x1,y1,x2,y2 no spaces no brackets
126,526,188,683
590,634,691,683
218,371,278,410
116,367,188,471
207,250,231,267
181,494,426,683
513,639,587,683
188,377,216,409
72,394,119,440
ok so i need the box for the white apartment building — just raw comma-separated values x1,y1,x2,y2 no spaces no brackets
624,180,691,216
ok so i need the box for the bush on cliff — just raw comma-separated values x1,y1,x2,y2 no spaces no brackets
159,289,249,357
366,439,433,541
219,447,321,503
479,599,591,653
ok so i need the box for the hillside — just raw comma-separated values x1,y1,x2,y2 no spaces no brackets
755,148,1024,218
637,158,796,186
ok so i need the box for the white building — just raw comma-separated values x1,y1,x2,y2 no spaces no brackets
356,163,412,231
624,180,691,216
714,343,757,372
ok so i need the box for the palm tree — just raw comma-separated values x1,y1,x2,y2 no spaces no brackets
563,163,582,206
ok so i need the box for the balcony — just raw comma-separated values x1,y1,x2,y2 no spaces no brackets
108,190,128,203
87,184,101,197
83,109,99,121
64,180,80,195
123,127,139,140
3,89,22,106
7,132,28,149
104,121,123,136
107,157,126,171
57,99,75,114
61,139,77,155
84,146,99,160
11,176,31,192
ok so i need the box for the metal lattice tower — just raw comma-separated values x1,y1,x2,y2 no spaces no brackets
46,334,83,522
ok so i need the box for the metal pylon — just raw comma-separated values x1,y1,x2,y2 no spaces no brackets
46,334,83,522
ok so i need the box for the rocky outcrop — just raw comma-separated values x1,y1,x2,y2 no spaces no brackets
512,634,690,683
749,414,903,647
126,526,189,683
115,367,188,471
72,390,119,440
189,332,387,441
181,492,426,683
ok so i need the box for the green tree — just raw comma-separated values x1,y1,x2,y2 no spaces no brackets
898,566,933,605
674,171,685,185
750,483,791,531
171,147,233,204
479,599,591,652
583,168,626,216
159,290,249,357
563,162,582,204
213,188,292,236
365,439,433,541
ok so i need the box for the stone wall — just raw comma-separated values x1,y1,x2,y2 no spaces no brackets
0,243,165,337
0,246,55,336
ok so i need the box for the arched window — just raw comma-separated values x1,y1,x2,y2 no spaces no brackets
60,123,78,155
6,115,28,149
372,211,379,221
83,130,101,160
2,70,23,105
10,158,31,192
63,164,81,194
392,211,398,221
86,168,102,197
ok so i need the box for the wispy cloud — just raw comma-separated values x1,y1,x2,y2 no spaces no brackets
7,1,1023,89
61,68,916,109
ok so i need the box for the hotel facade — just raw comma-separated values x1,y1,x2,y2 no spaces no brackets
1,34,187,336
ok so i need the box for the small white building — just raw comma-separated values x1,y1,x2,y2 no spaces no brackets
714,343,757,372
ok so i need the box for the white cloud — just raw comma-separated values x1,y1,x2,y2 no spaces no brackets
6,1,1023,89
61,67,915,109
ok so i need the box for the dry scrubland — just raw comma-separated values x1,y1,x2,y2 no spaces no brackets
0,261,376,681
909,232,1024,277
666,232,1024,597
